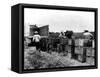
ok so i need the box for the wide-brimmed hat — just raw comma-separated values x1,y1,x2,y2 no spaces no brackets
34,31,38,34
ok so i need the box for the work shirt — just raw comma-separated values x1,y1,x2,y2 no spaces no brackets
33,34,41,42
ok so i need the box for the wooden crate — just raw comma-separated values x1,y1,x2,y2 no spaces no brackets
86,48,95,57
75,39,79,46
75,47,83,55
86,57,94,65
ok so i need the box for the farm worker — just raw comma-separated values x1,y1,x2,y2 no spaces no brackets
82,30,93,63
83,30,93,47
33,31,41,51
59,31,66,52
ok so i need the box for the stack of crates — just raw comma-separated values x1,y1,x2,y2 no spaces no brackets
75,39,95,64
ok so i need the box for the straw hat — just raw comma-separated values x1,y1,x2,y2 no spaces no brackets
34,31,38,34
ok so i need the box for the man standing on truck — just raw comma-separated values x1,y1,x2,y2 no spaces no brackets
33,31,41,51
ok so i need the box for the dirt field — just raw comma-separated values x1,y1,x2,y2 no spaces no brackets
24,46,94,70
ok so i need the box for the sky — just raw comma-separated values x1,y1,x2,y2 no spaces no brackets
24,8,95,35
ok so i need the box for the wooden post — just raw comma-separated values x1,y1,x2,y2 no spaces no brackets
82,47,87,63
71,39,75,59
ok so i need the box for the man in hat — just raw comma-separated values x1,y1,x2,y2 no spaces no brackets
82,30,93,63
83,30,93,47
33,31,41,51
